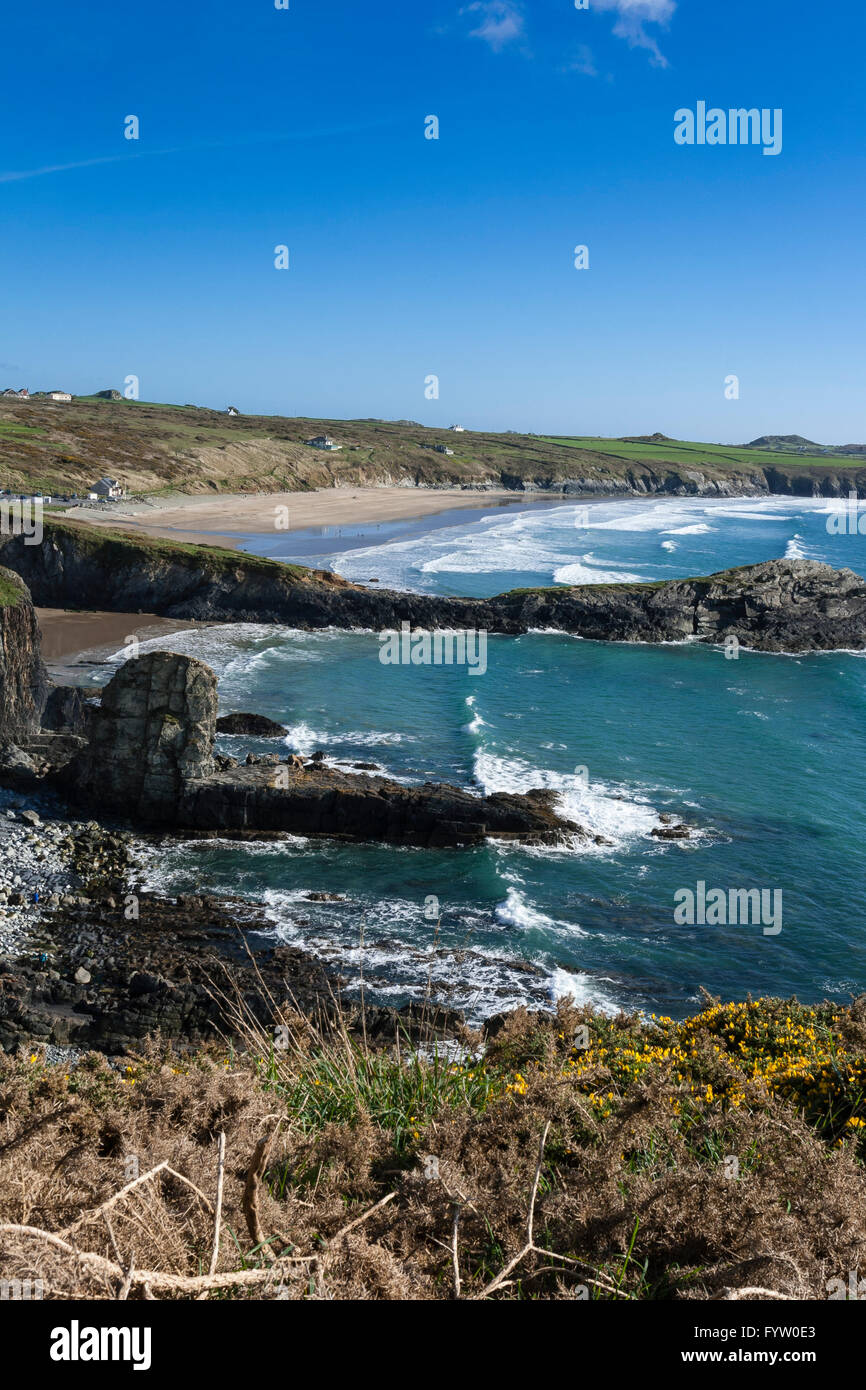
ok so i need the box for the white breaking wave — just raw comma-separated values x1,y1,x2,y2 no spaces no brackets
282,721,413,754
553,556,646,585
107,624,341,681
785,534,809,560
550,967,619,1014
495,886,586,937
260,887,613,1022
462,694,486,734
474,750,663,850
331,494,838,595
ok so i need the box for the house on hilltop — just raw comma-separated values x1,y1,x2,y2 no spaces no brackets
1,388,29,399
448,424,465,432
46,390,72,403
90,476,124,501
305,434,342,451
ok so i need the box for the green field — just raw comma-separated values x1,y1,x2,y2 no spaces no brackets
541,436,838,470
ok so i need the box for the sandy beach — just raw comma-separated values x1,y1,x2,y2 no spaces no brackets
61,487,552,550
36,608,211,682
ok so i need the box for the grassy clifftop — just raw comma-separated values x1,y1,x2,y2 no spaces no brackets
0,566,30,608
36,516,315,583
2,396,865,498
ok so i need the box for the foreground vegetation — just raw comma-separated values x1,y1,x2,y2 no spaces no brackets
2,995,865,1300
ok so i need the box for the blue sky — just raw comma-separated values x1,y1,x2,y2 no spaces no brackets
2,0,864,442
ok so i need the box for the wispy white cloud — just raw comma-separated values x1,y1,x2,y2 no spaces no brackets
460,1,525,52
0,153,133,185
0,118,402,188
592,0,676,67
563,43,598,77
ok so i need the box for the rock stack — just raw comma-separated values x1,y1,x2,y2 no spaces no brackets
67,651,217,822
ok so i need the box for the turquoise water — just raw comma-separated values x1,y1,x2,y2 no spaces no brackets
118,495,866,1021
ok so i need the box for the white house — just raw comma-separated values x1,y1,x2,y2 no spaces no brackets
448,424,465,432
91,476,124,500
46,390,72,403
434,445,455,455
226,406,239,416
1,388,29,399
305,434,342,451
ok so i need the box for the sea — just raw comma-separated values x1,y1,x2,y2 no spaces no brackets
99,494,866,1024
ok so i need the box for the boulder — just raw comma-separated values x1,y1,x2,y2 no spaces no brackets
0,746,36,775
41,684,99,735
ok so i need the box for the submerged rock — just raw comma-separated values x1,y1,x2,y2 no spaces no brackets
651,824,692,840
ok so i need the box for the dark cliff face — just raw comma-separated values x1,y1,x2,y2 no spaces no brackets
1,523,864,654
0,566,49,743
514,464,866,499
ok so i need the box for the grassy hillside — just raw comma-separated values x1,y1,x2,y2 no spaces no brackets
1,396,865,499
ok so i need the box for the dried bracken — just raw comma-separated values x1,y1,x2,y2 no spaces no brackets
1,995,865,1300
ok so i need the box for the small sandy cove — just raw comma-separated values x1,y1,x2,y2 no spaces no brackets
63,486,524,549
36,609,213,683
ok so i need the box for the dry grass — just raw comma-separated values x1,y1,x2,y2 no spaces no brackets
2,994,866,1301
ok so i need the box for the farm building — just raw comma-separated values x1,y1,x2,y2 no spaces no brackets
305,434,342,451
90,477,124,500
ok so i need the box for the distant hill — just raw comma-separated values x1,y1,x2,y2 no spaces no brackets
745,435,820,449
620,432,674,444
744,434,866,461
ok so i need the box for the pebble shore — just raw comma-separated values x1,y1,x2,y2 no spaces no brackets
0,788,130,954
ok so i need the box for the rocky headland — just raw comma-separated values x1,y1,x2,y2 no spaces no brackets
2,520,865,653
